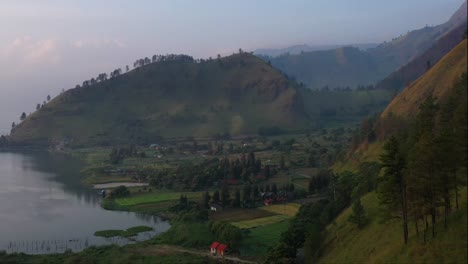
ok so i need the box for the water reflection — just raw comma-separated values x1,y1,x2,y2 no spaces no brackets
0,151,170,254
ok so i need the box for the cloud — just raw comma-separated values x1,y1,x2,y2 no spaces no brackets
1,36,60,64
71,39,126,49
1,36,127,67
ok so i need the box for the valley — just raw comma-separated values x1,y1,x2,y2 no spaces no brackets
0,1,466,264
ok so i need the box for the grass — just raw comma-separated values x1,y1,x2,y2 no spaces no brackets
151,222,214,248
232,215,289,229
239,220,290,256
115,191,202,207
209,208,276,222
318,188,468,264
94,226,154,238
0,245,213,264
258,203,300,217
382,40,467,117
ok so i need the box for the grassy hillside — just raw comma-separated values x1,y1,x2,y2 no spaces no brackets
382,39,467,117
334,39,467,173
9,53,309,146
376,23,467,91
319,189,467,264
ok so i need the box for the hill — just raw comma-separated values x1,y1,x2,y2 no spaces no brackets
375,23,467,91
262,1,467,90
9,53,310,146
254,43,378,57
259,46,386,89
382,39,467,117
333,38,467,173
319,190,467,264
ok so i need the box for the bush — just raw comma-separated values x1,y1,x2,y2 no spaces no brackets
110,185,130,198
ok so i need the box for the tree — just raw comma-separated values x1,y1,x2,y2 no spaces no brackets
220,184,230,208
233,189,241,207
11,122,15,129
264,165,271,179
303,223,322,262
213,190,220,203
110,185,130,198
36,104,40,110
46,95,51,102
348,198,368,228
126,65,130,72
20,112,26,121
272,183,278,195
280,155,286,170
378,136,408,244
203,191,210,208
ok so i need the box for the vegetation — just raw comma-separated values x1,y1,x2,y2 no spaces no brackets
0,245,213,264
94,226,153,238
8,52,309,146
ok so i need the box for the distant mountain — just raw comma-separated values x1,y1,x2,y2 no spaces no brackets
254,43,378,57
261,1,467,90
376,22,467,91
259,46,387,89
9,53,310,146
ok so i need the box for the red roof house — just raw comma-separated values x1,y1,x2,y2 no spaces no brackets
210,241,220,254
210,241,228,256
217,243,228,256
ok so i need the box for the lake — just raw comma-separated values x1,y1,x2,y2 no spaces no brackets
0,152,170,254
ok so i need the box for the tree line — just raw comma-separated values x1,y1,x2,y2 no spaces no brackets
378,72,467,244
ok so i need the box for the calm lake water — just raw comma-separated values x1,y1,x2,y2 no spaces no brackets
0,152,170,254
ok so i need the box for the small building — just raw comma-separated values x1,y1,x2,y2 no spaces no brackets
210,241,228,256
217,244,228,256
210,241,220,254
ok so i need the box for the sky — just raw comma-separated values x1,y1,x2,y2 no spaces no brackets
0,0,464,134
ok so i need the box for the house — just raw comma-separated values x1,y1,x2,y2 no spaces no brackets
217,244,228,256
210,241,228,256
210,242,220,254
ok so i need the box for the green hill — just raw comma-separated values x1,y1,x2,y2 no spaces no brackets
319,190,467,264
9,53,309,146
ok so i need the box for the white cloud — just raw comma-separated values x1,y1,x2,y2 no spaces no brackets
71,39,126,49
1,36,60,64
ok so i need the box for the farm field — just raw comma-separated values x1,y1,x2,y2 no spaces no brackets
209,208,276,222
258,203,300,217
231,215,289,229
115,191,203,206
239,220,290,256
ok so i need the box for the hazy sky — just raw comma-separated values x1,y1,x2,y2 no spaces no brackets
0,0,464,134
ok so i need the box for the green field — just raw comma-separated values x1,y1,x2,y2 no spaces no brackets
115,191,202,206
232,215,289,229
259,203,300,217
239,221,290,256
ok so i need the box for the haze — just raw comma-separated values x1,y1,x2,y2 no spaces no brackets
0,0,463,134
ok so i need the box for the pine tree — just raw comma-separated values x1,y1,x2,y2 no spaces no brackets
348,198,367,228
378,136,409,244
